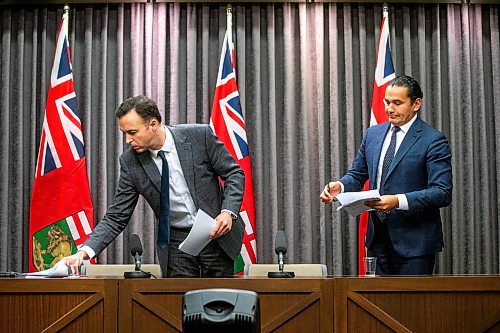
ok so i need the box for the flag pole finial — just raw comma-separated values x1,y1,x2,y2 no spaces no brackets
226,4,232,14
383,3,389,14
64,5,69,14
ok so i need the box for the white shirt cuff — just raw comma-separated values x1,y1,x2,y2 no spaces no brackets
396,194,409,210
338,181,345,193
221,209,238,220
79,245,96,259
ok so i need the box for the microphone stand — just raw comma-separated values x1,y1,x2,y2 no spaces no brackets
124,253,152,279
268,252,295,278
268,270,295,278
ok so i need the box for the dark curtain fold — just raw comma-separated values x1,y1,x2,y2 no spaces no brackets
0,3,498,274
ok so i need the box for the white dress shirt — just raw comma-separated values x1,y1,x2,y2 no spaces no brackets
375,114,418,210
150,126,197,228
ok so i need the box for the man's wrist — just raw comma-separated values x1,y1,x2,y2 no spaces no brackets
396,194,409,210
78,246,95,260
78,250,89,260
221,209,238,220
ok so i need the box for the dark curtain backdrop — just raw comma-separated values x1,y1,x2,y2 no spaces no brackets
1,3,499,275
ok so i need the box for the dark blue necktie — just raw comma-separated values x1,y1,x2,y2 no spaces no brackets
157,151,170,249
376,126,400,222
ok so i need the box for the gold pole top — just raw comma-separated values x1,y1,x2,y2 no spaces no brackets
64,5,69,14
226,4,232,14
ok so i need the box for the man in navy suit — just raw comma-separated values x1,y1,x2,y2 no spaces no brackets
320,76,452,275
63,96,245,277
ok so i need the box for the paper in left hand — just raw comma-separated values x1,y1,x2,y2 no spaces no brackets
178,209,216,256
23,260,70,278
335,189,381,217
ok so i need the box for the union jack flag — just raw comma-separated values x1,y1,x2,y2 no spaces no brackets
29,8,94,272
359,6,395,275
210,7,257,274
36,92,85,176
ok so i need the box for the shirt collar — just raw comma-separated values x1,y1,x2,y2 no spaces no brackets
391,113,418,134
150,126,174,158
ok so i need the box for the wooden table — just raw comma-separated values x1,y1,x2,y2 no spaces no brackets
1,275,499,333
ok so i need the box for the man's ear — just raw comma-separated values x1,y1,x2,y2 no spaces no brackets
149,118,159,131
414,98,422,112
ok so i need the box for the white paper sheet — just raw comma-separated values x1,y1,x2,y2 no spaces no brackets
335,189,381,217
23,260,70,278
178,209,216,256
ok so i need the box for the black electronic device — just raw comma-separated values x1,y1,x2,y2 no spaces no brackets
183,288,260,333
0,271,17,278
268,230,295,278
124,234,152,279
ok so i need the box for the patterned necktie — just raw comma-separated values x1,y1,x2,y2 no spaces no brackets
375,126,400,222
380,126,400,194
157,151,170,249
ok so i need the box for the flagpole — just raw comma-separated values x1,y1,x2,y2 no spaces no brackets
64,4,69,14
226,4,232,44
226,4,236,85
383,3,391,60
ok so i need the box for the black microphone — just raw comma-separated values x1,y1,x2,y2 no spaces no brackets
268,230,295,278
129,234,143,271
275,230,287,271
124,234,151,279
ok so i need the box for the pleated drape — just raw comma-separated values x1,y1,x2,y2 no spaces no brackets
0,3,498,275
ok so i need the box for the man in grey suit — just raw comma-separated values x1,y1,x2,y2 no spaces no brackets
64,96,245,277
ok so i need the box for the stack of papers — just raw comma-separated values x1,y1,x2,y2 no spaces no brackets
335,189,381,216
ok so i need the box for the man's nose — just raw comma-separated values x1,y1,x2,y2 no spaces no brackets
125,134,133,144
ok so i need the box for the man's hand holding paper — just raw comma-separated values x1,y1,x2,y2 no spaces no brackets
364,195,400,213
179,209,216,256
333,189,382,217
320,181,342,204
320,180,401,216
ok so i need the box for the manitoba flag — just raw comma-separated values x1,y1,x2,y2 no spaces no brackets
359,6,395,274
210,7,257,274
29,8,94,272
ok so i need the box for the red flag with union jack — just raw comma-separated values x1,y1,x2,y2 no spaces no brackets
210,7,257,274
359,6,395,274
29,8,94,272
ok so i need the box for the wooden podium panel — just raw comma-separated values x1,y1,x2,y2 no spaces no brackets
334,276,500,333
2,275,500,332
118,277,334,333
0,278,118,333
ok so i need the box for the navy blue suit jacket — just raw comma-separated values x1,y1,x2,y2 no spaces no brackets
340,117,452,257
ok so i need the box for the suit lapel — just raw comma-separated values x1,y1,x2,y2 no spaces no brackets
386,118,423,178
138,151,161,192
169,127,198,207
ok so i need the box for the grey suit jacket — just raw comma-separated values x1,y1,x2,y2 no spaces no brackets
84,124,245,260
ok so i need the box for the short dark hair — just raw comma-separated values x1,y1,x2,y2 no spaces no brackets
388,76,423,102
115,95,162,123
